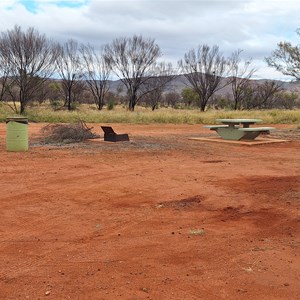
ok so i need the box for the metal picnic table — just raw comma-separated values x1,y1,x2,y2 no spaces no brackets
204,118,276,141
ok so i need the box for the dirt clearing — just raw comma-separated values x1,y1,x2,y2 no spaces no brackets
0,123,299,299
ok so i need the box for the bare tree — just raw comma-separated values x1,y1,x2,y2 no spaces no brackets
163,92,181,108
274,91,299,109
29,77,50,104
179,45,231,111
3,84,19,112
70,79,86,105
79,44,110,110
140,62,176,110
104,35,161,111
47,81,64,109
266,29,300,80
56,39,83,110
229,50,256,110
244,81,283,109
0,25,59,113
0,52,11,103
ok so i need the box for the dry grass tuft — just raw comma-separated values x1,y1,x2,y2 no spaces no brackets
189,228,206,236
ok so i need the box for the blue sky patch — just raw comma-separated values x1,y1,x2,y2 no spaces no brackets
18,0,89,13
19,0,38,13
56,1,89,8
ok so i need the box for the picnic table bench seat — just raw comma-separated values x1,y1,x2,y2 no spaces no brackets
237,126,275,140
203,125,239,130
237,127,275,132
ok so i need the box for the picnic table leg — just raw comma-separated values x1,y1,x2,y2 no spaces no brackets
216,127,245,140
240,131,262,140
242,122,256,128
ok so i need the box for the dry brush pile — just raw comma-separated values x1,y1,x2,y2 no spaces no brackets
40,121,99,144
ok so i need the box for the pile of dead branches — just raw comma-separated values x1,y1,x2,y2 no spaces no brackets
40,121,99,144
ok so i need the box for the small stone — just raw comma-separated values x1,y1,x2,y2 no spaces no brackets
45,290,51,296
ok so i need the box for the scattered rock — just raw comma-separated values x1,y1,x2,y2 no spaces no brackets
141,287,150,293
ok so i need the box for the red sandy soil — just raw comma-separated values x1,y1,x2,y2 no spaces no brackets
0,123,299,299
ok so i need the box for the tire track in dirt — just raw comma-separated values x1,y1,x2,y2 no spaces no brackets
211,175,300,239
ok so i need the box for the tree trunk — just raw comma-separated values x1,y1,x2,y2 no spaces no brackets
200,99,206,111
97,102,104,110
20,102,25,114
128,94,137,111
20,89,25,114
67,87,72,111
67,99,71,111
234,101,238,110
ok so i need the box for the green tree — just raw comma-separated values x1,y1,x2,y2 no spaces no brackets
266,29,300,80
181,87,198,107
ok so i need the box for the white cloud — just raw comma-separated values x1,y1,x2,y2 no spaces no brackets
1,0,300,80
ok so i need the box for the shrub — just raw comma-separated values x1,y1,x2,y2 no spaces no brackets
50,99,63,111
107,99,115,110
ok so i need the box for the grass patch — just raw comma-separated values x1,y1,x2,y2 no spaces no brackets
1,102,300,124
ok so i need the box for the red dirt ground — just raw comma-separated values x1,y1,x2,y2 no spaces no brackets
0,123,299,300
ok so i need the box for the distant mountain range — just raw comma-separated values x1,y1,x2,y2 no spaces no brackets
106,75,300,97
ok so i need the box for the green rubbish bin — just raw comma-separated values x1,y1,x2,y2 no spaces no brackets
6,117,29,152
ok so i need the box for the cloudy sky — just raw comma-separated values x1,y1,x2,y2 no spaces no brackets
1,0,300,80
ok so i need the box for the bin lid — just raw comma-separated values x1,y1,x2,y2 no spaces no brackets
6,117,29,124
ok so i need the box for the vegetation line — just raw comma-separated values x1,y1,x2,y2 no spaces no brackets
1,26,300,114
1,104,299,124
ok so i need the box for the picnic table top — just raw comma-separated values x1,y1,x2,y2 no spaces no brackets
216,118,262,124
